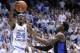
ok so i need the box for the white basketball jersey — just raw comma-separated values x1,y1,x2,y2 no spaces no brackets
12,23,28,48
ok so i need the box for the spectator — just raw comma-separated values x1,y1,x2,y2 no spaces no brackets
70,32,78,44
57,11,67,23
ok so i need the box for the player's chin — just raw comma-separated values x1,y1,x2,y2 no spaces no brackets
19,20,24,22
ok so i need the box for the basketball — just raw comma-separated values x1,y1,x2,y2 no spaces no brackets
15,1,28,12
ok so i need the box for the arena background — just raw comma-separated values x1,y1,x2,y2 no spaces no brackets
0,0,80,53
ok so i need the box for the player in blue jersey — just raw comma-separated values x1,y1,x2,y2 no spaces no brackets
32,22,69,53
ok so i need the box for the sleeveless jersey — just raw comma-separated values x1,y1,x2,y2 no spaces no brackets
12,23,28,49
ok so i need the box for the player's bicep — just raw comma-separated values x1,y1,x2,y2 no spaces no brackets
45,37,59,46
47,33,65,46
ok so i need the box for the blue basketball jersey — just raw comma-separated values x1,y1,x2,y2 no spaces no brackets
58,42,65,53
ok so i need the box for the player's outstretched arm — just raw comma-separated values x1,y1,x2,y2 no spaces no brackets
27,24,54,46
34,34,60,46
8,2,17,30
33,33,65,51
26,22,65,50
31,36,59,51
26,23,54,45
27,23,64,46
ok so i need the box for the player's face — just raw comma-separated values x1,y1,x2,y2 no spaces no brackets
17,15,25,23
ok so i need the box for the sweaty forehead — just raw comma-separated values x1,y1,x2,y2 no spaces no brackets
56,32,64,36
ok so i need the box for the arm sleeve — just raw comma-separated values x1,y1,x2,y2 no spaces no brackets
34,45,53,51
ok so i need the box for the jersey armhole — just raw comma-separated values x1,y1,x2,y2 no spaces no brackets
10,23,15,31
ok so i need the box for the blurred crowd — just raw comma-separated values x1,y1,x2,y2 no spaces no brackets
0,1,80,53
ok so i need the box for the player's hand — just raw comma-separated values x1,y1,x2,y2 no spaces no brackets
10,1,18,9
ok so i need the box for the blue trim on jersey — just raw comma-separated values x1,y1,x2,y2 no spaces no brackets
58,42,64,53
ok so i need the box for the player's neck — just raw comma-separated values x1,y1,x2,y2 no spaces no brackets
18,22,25,26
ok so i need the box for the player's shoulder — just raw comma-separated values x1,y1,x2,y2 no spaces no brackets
56,32,64,36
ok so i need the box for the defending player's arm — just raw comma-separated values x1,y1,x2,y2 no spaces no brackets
34,33,64,46
26,21,65,50
33,33,65,51
34,35,59,46
26,23,53,46
27,23,64,46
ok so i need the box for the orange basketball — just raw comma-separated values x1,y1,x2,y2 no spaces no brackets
15,1,28,12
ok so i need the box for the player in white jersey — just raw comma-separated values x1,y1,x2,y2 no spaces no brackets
11,22,28,53
8,2,34,53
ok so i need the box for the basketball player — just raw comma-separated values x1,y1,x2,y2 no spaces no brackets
32,22,69,53
8,2,34,53
8,1,67,53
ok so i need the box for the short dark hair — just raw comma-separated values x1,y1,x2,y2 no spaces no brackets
63,22,69,31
